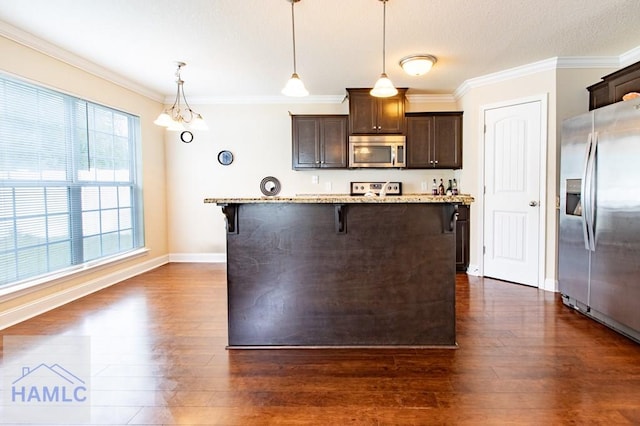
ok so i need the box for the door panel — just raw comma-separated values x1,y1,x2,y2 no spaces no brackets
433,115,462,168
320,117,348,168
558,112,592,303
484,101,542,286
590,100,640,331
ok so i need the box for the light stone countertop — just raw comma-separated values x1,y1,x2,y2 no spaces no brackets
204,194,475,205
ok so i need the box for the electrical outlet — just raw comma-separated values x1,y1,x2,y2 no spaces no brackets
421,181,428,192
325,182,332,192
312,175,319,184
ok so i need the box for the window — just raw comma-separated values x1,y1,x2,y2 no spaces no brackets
0,74,144,288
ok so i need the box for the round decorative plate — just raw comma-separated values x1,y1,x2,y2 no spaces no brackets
180,131,194,143
217,150,234,165
260,176,281,196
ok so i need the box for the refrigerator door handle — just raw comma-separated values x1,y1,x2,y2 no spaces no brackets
587,132,598,251
581,132,593,251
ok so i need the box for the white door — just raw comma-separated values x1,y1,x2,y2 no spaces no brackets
483,101,542,287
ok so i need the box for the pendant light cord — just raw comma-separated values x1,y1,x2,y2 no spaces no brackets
290,0,298,74
381,0,387,74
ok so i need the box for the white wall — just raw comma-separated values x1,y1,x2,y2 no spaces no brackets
166,99,461,256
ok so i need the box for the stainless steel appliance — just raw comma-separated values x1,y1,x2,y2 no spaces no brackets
559,97,640,343
348,135,406,168
350,181,402,196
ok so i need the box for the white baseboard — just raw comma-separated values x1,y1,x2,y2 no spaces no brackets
542,278,558,293
169,253,226,263
466,264,481,276
0,254,169,330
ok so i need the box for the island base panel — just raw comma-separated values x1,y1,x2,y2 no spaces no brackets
226,203,456,347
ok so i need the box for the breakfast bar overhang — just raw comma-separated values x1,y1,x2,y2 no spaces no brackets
205,195,474,348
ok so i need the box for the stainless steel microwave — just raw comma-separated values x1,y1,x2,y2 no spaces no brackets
348,135,406,168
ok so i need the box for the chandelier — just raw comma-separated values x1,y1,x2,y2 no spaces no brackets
154,61,208,131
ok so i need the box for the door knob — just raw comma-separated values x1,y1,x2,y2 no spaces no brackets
529,201,538,207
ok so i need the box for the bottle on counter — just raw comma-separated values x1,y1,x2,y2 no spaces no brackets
446,179,453,196
438,179,445,196
452,179,458,195
432,179,438,195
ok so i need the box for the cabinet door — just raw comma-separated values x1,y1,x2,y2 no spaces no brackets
588,82,609,111
320,116,348,168
292,116,320,169
377,94,406,134
348,91,378,134
347,88,406,134
433,114,462,169
406,115,434,168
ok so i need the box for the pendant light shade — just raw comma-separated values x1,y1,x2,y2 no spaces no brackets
282,72,308,97
154,61,208,131
371,73,397,97
370,0,397,98
282,0,308,97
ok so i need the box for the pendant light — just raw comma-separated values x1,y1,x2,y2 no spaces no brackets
282,0,309,97
370,0,397,98
154,62,208,131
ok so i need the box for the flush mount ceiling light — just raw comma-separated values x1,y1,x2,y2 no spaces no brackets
370,0,397,98
154,61,208,131
399,54,438,76
282,0,309,97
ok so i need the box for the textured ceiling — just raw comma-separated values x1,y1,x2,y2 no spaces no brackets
1,0,639,102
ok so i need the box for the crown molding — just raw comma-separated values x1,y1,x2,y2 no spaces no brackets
453,55,624,99
454,57,559,99
555,56,620,68
620,45,640,67
0,20,164,103
181,94,348,105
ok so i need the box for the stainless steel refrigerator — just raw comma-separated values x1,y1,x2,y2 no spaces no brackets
559,97,640,343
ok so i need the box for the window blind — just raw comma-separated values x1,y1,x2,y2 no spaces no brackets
0,74,144,288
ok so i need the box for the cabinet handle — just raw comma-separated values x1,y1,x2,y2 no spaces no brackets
434,160,438,164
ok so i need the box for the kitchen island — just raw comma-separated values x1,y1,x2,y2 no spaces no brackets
204,194,474,348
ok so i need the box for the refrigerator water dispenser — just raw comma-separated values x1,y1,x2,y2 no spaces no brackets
565,178,582,216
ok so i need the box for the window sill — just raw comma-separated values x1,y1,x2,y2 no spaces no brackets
0,248,150,302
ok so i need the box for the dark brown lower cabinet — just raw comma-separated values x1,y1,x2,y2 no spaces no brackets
222,202,458,347
456,205,470,272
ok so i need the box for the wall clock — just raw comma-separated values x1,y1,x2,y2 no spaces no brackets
180,131,194,143
217,150,234,165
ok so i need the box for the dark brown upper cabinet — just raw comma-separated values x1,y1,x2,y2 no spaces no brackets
347,88,407,134
587,60,640,110
292,115,348,169
405,112,463,169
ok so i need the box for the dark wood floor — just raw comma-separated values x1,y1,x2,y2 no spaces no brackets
1,263,639,425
